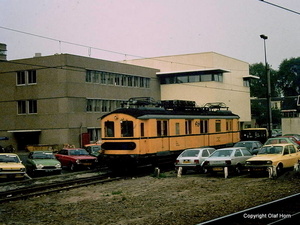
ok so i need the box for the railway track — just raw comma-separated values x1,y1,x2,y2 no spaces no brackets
198,192,300,225
0,173,124,203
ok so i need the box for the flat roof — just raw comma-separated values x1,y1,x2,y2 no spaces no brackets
156,68,230,76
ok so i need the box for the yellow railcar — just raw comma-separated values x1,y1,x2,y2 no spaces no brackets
100,98,240,169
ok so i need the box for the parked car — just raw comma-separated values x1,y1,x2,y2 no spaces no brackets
25,151,62,176
202,147,253,175
0,153,26,179
84,144,102,157
281,136,300,145
233,141,262,155
264,137,300,149
55,148,98,171
245,143,300,175
175,147,216,173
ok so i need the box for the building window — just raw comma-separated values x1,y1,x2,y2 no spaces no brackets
28,70,37,84
17,101,26,114
16,71,26,85
17,100,37,114
16,70,37,85
243,79,250,87
88,128,100,142
93,71,100,83
128,76,133,87
86,70,92,82
28,100,37,114
86,99,93,112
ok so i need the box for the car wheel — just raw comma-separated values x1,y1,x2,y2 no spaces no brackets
276,164,283,176
70,163,76,171
235,164,242,175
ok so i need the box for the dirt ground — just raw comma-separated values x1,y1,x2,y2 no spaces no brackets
1,170,300,225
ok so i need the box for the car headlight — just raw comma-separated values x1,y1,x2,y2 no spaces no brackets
20,168,26,172
245,161,250,165
76,159,80,164
36,164,43,169
266,161,272,164
55,163,61,168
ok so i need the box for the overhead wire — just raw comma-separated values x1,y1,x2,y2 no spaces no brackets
0,25,249,73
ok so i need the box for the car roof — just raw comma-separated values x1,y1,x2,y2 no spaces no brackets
263,143,293,147
218,147,245,150
32,151,53,153
0,153,19,156
62,148,85,150
183,147,214,151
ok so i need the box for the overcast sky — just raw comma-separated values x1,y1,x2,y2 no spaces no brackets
1,0,300,69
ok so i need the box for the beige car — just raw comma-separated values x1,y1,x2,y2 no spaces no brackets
0,153,26,179
245,143,300,175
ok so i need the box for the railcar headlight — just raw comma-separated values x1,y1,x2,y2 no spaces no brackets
36,164,43,169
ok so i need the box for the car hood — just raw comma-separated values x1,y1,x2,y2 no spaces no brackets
247,154,281,161
0,162,25,169
69,156,96,160
31,159,60,165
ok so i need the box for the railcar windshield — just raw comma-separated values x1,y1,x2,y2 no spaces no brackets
210,150,233,157
258,146,283,154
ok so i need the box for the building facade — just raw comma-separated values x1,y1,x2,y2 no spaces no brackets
122,52,255,128
0,54,160,150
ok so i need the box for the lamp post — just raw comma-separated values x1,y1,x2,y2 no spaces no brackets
260,34,272,138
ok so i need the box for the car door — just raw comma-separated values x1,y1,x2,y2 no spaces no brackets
281,145,294,168
288,145,299,166
200,149,209,164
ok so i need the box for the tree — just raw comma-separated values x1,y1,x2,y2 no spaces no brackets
249,63,279,98
277,57,300,96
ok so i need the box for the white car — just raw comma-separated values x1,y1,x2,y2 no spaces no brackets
175,147,216,174
202,147,253,175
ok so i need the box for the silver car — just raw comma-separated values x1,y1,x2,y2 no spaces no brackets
202,147,253,175
175,147,216,173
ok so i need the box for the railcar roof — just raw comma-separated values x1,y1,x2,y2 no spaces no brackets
101,107,239,120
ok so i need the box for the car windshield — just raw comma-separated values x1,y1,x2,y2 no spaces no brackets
70,149,89,156
234,142,252,150
181,150,200,157
265,139,288,145
32,152,55,159
210,150,233,157
91,147,101,153
0,155,20,163
258,146,283,154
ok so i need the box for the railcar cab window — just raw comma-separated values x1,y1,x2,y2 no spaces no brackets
157,120,168,136
105,121,114,137
121,121,133,137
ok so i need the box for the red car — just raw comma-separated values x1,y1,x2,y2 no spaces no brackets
55,148,98,171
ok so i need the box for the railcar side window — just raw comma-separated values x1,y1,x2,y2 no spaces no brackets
200,120,208,133
140,123,144,137
157,120,168,136
175,123,180,135
226,120,232,131
185,120,192,134
105,121,115,137
215,120,221,132
121,121,133,137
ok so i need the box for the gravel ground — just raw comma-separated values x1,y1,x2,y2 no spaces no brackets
1,170,300,225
